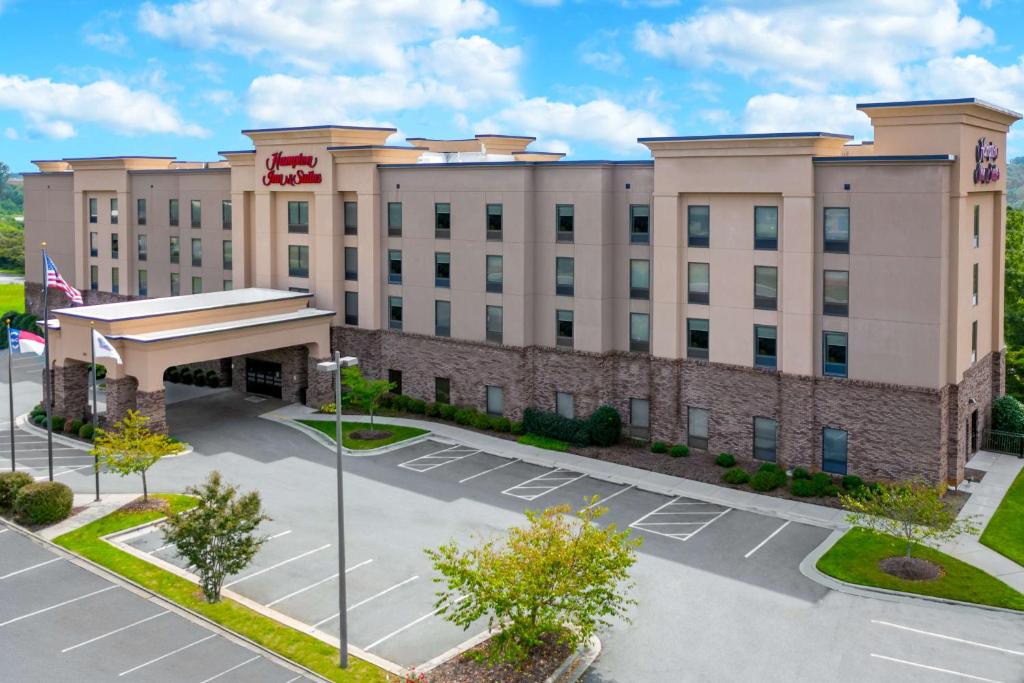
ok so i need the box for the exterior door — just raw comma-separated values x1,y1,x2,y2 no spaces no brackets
245,359,282,398
971,410,979,454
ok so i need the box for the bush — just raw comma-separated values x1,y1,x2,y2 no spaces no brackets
470,412,493,430
750,465,787,492
439,403,457,421
0,471,34,510
523,408,591,447
791,479,818,497
792,472,837,497
32,414,46,426
651,441,668,454
454,408,475,426
841,475,864,491
164,367,180,383
510,420,525,436
669,444,689,458
792,467,810,480
206,371,221,388
722,467,751,485
93,364,107,380
78,423,95,441
193,371,207,387
30,403,45,418
715,453,736,468
408,398,427,415
993,395,1024,433
491,417,512,433
50,416,65,432
318,402,337,414
69,419,84,434
179,368,194,385
14,481,73,524
811,472,833,490
425,401,442,417
586,405,622,447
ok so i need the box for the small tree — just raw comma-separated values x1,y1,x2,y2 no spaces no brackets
162,470,269,603
91,410,184,501
341,366,394,431
841,483,979,559
426,500,641,665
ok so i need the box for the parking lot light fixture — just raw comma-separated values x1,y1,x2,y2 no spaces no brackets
316,351,358,668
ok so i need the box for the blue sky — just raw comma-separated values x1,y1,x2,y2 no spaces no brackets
1,0,1023,172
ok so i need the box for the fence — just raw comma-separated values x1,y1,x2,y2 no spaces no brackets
985,430,1024,458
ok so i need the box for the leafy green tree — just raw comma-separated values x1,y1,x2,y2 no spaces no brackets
426,500,641,665
341,366,394,431
161,470,269,603
90,410,184,501
992,394,1024,433
841,483,978,559
1005,206,1024,350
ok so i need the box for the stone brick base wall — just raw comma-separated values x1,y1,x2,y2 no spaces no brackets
944,350,1002,485
52,362,90,422
231,346,309,403
306,356,334,408
137,389,166,433
104,375,138,428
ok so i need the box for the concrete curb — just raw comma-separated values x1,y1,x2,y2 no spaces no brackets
17,413,195,458
259,412,434,457
548,634,601,683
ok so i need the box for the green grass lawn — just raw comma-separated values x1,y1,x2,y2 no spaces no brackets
818,528,1024,611
298,419,428,450
0,282,24,314
54,494,388,683
517,433,569,452
980,467,1024,566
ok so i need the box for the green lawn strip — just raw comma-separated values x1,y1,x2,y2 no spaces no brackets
980,467,1024,566
298,419,428,450
516,433,569,452
0,282,25,313
54,494,387,683
817,528,1024,611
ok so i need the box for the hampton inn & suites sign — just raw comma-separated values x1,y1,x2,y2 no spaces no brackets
262,151,323,187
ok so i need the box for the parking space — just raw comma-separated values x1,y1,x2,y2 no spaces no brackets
0,520,311,682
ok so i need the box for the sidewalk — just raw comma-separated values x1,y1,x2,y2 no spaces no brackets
38,493,139,541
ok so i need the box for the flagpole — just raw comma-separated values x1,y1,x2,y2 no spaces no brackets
90,324,100,502
41,243,53,482
6,318,14,472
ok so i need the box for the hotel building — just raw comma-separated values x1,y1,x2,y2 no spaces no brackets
23,98,1020,486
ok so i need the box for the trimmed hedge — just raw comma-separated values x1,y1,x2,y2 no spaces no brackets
651,441,668,454
0,471,34,510
193,371,207,387
669,444,689,458
14,481,73,524
792,472,840,498
207,371,221,388
523,408,590,447
841,475,864,491
792,467,810,480
993,395,1024,434
50,416,66,432
750,463,787,492
586,405,622,447
69,419,84,434
78,423,95,441
723,467,750,485
715,453,736,468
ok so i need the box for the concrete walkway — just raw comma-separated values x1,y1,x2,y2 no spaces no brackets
38,493,139,541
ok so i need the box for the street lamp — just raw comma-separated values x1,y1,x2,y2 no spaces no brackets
316,351,358,669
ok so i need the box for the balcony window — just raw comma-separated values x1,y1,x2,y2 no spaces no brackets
169,236,180,264
556,392,574,419
687,407,709,450
555,256,574,296
190,199,201,228
111,267,119,294
90,265,98,290
137,198,147,226
486,255,503,293
754,266,778,310
754,325,777,369
137,234,147,262
169,198,179,226
169,272,180,296
288,201,309,233
688,205,710,247
344,201,357,235
973,205,980,248
630,312,650,353
111,234,119,260
754,417,778,462
435,252,450,288
191,238,201,267
222,200,232,230
388,202,402,236
823,331,848,377
486,386,504,416
138,269,148,297
486,305,503,344
288,245,309,278
822,427,848,475
388,249,402,284
88,197,98,224
435,377,450,404
556,309,574,348
344,247,358,281
389,296,403,331
345,291,358,326
688,262,710,305
110,198,119,225
629,398,650,439
630,259,650,300
222,240,232,270
971,320,978,363
89,232,98,258
487,204,502,240
192,276,202,294
435,202,451,238
972,263,979,306
630,204,650,244
687,318,709,360
754,206,778,250
823,270,849,316
556,204,574,242
824,207,850,253
435,299,451,337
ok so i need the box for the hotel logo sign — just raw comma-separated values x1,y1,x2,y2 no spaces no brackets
262,151,323,187
974,137,1000,184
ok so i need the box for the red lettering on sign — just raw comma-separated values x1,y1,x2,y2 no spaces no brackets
261,151,322,186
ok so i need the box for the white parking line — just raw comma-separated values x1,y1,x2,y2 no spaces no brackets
153,528,291,556
268,573,339,607
744,521,791,559
399,446,480,473
13,455,96,461
62,611,169,652
502,468,588,501
3,447,87,452
363,595,468,652
869,653,1002,682
0,528,8,534
458,458,520,483
224,544,331,588
0,557,61,579
198,655,261,683
629,497,731,542
871,620,1024,657
348,576,419,611
119,634,217,676
580,485,635,511
0,585,117,627
36,464,94,480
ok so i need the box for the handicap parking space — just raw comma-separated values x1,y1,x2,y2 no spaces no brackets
1,424,97,481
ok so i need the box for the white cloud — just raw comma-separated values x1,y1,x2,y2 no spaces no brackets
0,74,208,138
904,55,1024,114
741,93,873,139
415,36,521,107
4,127,19,140
578,31,626,74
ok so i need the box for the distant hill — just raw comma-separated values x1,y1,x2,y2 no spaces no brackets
1009,157,1023,208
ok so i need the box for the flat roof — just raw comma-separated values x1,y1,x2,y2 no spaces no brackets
378,160,653,169
217,149,256,155
107,308,334,343
855,97,1022,118
241,124,397,134
638,132,853,143
813,154,956,163
53,288,312,322
61,155,176,161
326,145,427,151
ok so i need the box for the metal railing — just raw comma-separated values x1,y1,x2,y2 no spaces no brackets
985,430,1024,458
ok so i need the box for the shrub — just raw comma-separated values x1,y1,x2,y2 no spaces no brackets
0,471,34,510
517,433,570,452
318,402,337,414
791,479,818,497
792,472,836,497
179,368,194,385
439,403,457,421
470,412,493,430
491,417,512,433
523,408,591,447
651,441,668,454
32,414,46,426
206,371,221,388
193,371,207,387
750,466,786,492
408,398,427,415
454,408,475,426
78,423,95,441
722,467,750,485
841,475,864,491
14,481,73,524
715,453,736,468
586,405,622,447
510,421,525,436
69,419,84,434
93,364,107,380
669,444,689,458
811,472,833,491
992,395,1024,433
50,416,66,432
30,403,45,418
792,467,810,480
425,402,442,417
164,367,179,383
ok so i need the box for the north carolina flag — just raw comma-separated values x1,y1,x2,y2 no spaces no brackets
9,328,45,355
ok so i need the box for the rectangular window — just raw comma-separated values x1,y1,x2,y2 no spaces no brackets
824,207,850,253
688,205,710,247
556,392,574,419
629,398,650,438
823,331,848,377
192,276,202,294
169,236,180,264
345,291,358,326
344,201,357,235
973,205,980,248
389,296,403,331
435,377,451,404
344,247,358,280
435,299,451,337
688,262,710,305
288,245,309,277
88,197,97,224
223,279,232,291
630,204,650,244
486,305,503,344
111,233,119,260
90,265,98,290
435,252,450,288
556,204,574,242
435,202,451,238
190,199,201,228
630,312,650,353
222,240,232,270
753,417,778,462
138,269,148,297
754,325,777,369
388,202,402,236
486,255,503,293
89,232,98,258
688,407,709,450
169,272,180,296
754,206,778,250
388,249,402,284
111,267,119,294
191,238,202,267
630,259,650,300
822,427,848,475
972,263,979,306
687,318,709,360
972,320,978,363
555,257,574,296
288,287,309,293
169,198,179,226
486,203,502,240
137,198,146,226
388,369,403,395
222,200,232,230
287,201,309,233
137,234,147,261
754,266,778,310
486,386,504,416
823,270,849,316
110,198,119,225
556,309,574,348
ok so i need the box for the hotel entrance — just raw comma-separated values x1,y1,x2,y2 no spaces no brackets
245,358,283,399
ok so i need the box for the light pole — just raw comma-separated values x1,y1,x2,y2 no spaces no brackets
316,351,358,669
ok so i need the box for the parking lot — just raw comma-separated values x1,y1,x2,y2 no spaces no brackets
0,520,312,683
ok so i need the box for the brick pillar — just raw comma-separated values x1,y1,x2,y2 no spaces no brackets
306,356,333,408
53,362,90,423
137,389,167,434
104,375,138,428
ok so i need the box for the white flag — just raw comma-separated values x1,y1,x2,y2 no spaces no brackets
92,329,123,365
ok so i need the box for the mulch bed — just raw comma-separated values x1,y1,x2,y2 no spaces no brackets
119,497,170,514
423,633,572,683
350,429,393,441
879,556,944,581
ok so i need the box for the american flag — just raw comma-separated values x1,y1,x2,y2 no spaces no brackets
44,252,83,305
